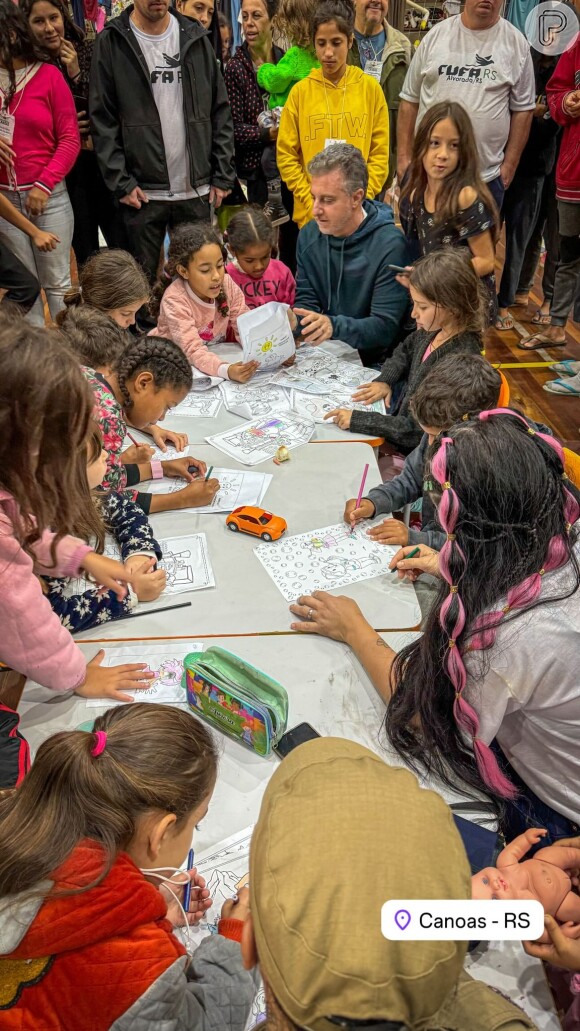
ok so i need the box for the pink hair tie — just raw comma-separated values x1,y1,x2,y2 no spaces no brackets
91,731,107,757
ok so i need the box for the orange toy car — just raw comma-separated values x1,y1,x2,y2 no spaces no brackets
226,506,287,542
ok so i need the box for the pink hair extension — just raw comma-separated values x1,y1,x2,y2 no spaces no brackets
479,408,564,461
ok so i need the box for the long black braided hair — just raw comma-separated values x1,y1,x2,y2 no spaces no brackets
114,336,193,412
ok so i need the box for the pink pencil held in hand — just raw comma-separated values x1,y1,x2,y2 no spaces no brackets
352,463,370,533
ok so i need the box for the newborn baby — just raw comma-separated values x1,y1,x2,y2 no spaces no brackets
472,828,580,939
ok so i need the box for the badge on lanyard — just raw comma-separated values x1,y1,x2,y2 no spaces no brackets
0,111,15,144
364,59,383,82
324,138,343,149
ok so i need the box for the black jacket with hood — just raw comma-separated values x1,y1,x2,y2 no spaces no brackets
89,7,235,200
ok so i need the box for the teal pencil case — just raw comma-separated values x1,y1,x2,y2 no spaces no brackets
182,647,288,757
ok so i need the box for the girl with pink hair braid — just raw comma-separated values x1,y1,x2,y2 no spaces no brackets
290,409,580,839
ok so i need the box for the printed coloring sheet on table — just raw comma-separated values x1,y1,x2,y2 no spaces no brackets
177,826,266,1030
219,380,291,420
150,445,190,462
254,521,398,601
158,534,214,593
85,643,201,708
170,389,223,418
291,390,385,424
206,412,315,466
147,469,272,513
238,301,295,371
190,367,223,392
270,346,373,395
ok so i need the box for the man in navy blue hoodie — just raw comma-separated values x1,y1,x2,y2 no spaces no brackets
293,144,410,368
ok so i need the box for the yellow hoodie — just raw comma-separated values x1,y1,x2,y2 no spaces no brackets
277,65,390,228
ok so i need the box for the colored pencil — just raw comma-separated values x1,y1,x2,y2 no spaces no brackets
110,602,192,623
183,848,195,912
205,465,214,482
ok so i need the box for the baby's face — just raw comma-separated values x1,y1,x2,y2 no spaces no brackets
472,867,511,900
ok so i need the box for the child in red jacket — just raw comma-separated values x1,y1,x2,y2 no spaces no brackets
0,704,256,1030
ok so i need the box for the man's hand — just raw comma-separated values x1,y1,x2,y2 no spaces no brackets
210,186,230,208
499,161,517,189
120,186,149,209
564,90,580,118
293,308,333,345
77,109,91,137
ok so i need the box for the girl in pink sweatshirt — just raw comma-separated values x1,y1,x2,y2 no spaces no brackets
0,2,80,325
225,207,296,309
149,223,260,383
0,322,155,758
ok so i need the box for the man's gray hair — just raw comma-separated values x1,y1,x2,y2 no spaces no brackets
307,144,369,196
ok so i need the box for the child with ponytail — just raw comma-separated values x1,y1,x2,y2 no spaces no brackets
150,222,259,383
86,335,220,514
0,704,257,1028
290,411,580,840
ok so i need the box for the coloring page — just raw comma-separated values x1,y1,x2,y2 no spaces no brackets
158,534,215,594
238,301,295,371
147,468,272,513
270,346,373,396
206,412,315,467
291,390,385,424
150,445,190,462
254,522,399,601
219,380,291,420
176,827,266,1029
85,643,202,708
170,389,223,418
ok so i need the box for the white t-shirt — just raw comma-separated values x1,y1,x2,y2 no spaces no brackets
464,546,580,823
130,18,209,201
400,15,535,181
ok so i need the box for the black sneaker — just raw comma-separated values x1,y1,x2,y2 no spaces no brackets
264,197,290,227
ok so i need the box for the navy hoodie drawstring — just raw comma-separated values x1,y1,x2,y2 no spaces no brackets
325,236,346,309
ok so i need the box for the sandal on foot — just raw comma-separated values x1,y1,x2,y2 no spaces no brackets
495,313,515,331
550,360,580,376
543,378,580,395
531,311,552,326
517,334,566,351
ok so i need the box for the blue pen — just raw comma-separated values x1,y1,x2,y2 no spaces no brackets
183,848,195,913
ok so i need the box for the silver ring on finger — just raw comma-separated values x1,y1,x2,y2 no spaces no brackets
307,608,314,621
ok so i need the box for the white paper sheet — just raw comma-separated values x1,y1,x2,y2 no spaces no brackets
237,301,295,370
190,366,223,392
150,445,190,462
270,346,373,395
291,390,385,423
219,380,291,420
147,468,272,513
158,534,214,593
206,411,315,466
85,643,202,708
175,827,265,1030
170,389,223,418
254,521,399,601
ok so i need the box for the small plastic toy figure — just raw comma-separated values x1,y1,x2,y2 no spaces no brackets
472,828,580,938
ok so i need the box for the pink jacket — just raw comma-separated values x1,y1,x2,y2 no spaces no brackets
0,63,80,195
0,490,90,691
150,275,249,378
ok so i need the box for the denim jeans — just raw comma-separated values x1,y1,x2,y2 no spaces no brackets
0,182,74,325
493,742,579,849
0,238,39,312
497,175,544,308
486,174,505,212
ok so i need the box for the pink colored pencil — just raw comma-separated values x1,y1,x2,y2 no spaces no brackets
351,463,370,531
